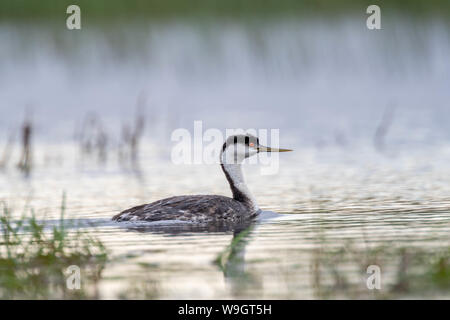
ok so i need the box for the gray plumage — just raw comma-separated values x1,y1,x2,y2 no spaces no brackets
112,194,258,223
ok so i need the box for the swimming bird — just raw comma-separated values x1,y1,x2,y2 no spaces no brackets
112,134,292,223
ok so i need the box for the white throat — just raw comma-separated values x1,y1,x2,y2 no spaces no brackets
220,151,259,212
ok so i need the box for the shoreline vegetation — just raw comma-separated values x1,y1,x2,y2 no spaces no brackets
0,195,108,299
1,0,450,21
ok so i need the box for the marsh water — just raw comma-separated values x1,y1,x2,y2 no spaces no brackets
1,15,450,299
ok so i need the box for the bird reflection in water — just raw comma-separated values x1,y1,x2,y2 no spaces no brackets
120,219,260,297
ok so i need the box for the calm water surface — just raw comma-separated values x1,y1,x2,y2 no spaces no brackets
2,144,450,299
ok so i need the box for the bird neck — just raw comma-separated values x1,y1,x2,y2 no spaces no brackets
220,159,259,212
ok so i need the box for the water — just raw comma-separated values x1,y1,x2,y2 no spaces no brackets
1,16,450,299
2,143,450,298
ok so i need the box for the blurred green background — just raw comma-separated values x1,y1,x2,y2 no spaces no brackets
2,0,450,21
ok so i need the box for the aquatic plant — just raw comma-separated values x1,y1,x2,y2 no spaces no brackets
16,117,33,175
311,241,450,299
0,196,108,299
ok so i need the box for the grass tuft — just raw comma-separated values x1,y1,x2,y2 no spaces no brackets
0,197,108,299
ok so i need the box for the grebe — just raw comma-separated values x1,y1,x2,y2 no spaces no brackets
112,134,292,223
